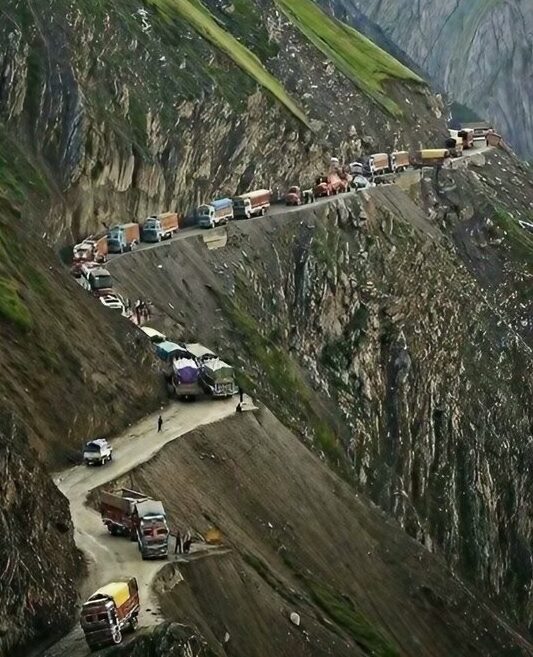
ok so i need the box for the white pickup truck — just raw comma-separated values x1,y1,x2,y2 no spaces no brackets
83,439,113,466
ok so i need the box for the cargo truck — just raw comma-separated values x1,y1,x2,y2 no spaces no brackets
411,149,450,168
172,357,203,400
197,198,234,228
141,213,179,242
233,189,271,219
390,151,410,172
200,358,237,398
80,578,139,650
133,499,169,559
107,223,140,253
313,173,347,198
100,488,169,559
364,153,390,176
154,340,190,380
446,136,463,158
285,186,302,206
80,265,113,296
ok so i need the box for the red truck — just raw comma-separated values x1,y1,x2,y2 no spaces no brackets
313,174,348,198
100,488,169,559
80,577,140,650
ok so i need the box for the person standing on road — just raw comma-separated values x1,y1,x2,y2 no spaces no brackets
174,530,182,555
157,415,163,432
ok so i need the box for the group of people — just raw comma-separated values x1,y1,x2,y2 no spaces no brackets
174,529,193,555
124,298,151,325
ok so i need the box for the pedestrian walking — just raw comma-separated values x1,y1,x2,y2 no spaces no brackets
157,415,163,432
238,386,244,404
174,530,182,554
135,299,141,325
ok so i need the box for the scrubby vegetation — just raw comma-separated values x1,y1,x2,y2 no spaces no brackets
148,0,310,126
275,0,422,115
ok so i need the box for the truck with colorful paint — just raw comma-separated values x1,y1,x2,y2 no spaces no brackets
80,578,140,650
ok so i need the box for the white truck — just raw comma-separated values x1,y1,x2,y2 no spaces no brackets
83,439,113,466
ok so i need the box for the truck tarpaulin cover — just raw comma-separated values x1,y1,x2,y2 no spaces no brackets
203,359,234,381
90,582,130,609
135,500,165,519
173,358,199,383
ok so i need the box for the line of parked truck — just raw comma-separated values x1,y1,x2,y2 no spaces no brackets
143,330,238,400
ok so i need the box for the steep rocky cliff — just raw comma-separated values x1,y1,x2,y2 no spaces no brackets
102,410,533,657
328,0,533,158
0,0,443,243
109,152,533,628
0,412,81,657
0,123,163,656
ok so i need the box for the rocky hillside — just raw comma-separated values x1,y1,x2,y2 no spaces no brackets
0,0,443,243
109,150,533,629
103,410,533,657
329,0,533,158
0,129,163,655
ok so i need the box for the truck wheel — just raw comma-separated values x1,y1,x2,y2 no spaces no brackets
110,525,118,536
130,616,139,632
112,630,122,644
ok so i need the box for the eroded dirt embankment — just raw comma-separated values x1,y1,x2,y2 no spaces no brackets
113,408,533,657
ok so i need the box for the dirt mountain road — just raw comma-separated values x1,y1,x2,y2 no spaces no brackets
41,399,241,657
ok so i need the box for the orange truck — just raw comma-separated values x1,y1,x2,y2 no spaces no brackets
141,212,179,242
313,173,348,198
390,151,410,172
80,578,140,650
411,149,450,168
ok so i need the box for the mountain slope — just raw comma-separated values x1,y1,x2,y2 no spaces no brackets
107,410,533,657
0,0,443,243
329,0,533,158
108,151,533,628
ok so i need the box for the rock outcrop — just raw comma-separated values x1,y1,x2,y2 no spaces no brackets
327,0,533,158
0,0,444,243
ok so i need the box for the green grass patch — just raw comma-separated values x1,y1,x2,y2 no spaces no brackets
0,277,31,330
308,580,400,656
146,0,310,127
493,210,533,266
274,0,422,116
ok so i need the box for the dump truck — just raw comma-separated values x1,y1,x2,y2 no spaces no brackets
141,213,179,242
100,488,169,559
172,357,203,400
411,149,450,168
107,222,140,253
200,358,237,398
390,151,410,172
80,578,139,650
233,189,271,219
197,198,234,228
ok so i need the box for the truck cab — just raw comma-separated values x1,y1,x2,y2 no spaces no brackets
134,500,169,559
83,438,113,466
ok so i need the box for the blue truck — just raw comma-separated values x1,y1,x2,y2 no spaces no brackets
197,198,234,229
